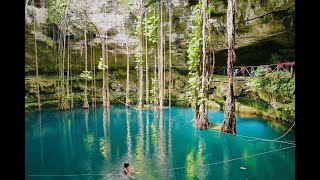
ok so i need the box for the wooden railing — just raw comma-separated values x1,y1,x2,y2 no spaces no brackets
215,61,295,77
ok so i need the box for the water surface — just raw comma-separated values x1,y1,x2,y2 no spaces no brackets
25,105,295,179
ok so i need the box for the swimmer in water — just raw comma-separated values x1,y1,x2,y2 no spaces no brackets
123,162,140,179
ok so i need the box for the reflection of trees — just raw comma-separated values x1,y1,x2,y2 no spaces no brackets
146,109,150,156
196,139,206,180
100,108,110,160
185,139,206,180
61,111,70,169
93,108,98,137
165,108,173,177
135,110,144,167
154,110,167,177
221,135,231,179
84,109,89,134
186,149,196,179
38,112,45,168
126,108,132,159
83,109,95,154
151,110,158,149
168,108,172,159
159,110,165,159
68,110,74,161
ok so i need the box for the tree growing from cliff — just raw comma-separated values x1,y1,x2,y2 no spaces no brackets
133,9,144,109
32,0,41,111
187,0,213,130
145,6,158,106
80,26,91,109
168,1,173,107
144,11,149,106
125,38,130,106
48,0,70,110
220,0,237,134
157,0,164,110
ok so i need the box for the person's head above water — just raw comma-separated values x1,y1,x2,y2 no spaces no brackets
123,162,129,169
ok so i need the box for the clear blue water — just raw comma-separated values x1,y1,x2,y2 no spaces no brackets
25,105,295,179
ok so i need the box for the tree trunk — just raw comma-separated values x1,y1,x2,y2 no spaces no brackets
92,46,96,107
67,36,70,107
33,13,41,111
137,17,144,109
220,0,236,135
102,34,107,107
168,3,172,107
105,33,110,108
145,14,149,106
126,38,130,106
156,4,160,107
159,0,164,110
91,44,94,107
62,29,66,109
154,52,158,106
57,30,61,109
83,29,89,108
163,13,166,104
195,0,210,130
70,48,73,108
60,27,69,110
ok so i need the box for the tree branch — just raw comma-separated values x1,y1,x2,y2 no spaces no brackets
84,12,101,36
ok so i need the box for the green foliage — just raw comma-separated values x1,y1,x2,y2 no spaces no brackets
133,18,143,71
144,11,158,44
206,4,214,15
80,71,92,80
49,0,95,37
247,68,295,115
48,0,66,26
150,77,159,104
186,3,202,103
98,58,108,70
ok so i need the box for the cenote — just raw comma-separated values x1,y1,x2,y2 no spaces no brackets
25,105,295,179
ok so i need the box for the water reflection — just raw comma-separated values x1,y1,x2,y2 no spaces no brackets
145,109,150,157
100,108,110,160
158,110,165,161
25,105,295,179
196,139,206,180
168,108,172,160
135,110,144,168
185,138,206,180
126,108,132,160
67,111,74,162
38,112,45,168
61,111,69,168
221,134,231,179
84,109,89,134
185,149,196,179
151,109,158,151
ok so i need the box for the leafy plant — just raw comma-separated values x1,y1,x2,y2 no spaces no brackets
144,11,158,44
247,68,295,116
186,4,202,103
98,58,108,70
80,71,92,80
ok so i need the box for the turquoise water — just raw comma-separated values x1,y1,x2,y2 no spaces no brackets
25,105,295,179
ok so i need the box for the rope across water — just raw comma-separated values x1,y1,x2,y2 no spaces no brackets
26,145,295,177
116,99,295,146
26,102,295,177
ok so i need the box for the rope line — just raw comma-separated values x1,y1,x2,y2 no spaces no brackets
27,104,295,177
213,122,295,146
26,145,295,177
236,123,295,145
113,100,295,146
